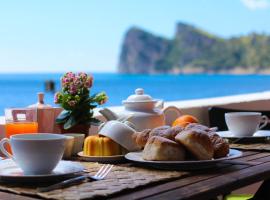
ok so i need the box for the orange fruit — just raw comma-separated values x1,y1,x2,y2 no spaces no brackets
172,115,199,127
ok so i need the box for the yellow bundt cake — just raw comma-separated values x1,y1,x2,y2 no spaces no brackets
83,135,123,156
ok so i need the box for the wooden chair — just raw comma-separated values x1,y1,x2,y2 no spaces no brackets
208,107,270,131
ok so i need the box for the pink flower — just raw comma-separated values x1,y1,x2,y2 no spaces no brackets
99,99,107,105
66,72,75,78
79,72,87,79
68,100,76,107
61,77,69,86
95,92,108,105
74,77,82,87
85,76,93,88
100,96,108,105
69,85,77,94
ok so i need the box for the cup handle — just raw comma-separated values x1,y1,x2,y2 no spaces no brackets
163,106,182,126
259,115,269,130
0,138,13,159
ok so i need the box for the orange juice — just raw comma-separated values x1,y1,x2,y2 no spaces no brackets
5,122,38,153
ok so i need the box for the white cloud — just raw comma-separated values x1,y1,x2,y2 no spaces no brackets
241,0,270,10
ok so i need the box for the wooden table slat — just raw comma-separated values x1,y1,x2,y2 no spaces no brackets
1,151,270,200
142,154,270,200
0,191,40,200
110,151,266,200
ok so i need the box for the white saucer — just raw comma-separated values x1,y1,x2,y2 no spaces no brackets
216,130,270,138
78,151,125,163
125,149,242,170
0,159,85,183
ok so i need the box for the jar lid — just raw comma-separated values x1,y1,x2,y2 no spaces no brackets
124,88,155,102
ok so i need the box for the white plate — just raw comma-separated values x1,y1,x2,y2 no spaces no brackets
78,152,125,163
216,130,270,139
125,149,242,170
0,159,85,183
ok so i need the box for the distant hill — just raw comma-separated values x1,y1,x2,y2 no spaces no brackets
118,22,270,74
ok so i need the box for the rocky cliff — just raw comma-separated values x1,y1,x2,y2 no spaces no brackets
118,27,171,74
118,23,270,74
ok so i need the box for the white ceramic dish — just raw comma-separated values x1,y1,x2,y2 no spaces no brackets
77,152,125,163
98,120,140,152
216,130,270,138
0,159,84,183
125,149,242,170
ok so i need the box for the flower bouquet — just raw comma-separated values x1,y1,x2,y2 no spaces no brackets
54,72,107,134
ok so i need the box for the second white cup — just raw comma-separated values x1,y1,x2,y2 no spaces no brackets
225,112,269,137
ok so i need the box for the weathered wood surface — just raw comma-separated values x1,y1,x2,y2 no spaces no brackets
1,151,270,200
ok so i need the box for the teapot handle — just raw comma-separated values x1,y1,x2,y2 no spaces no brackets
162,106,182,126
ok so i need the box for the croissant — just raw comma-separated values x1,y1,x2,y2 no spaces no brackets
132,125,183,149
207,132,229,158
149,125,183,141
184,123,229,158
132,129,151,149
175,129,214,160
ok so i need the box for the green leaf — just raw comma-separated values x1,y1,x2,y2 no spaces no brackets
55,110,70,124
89,105,97,109
64,115,77,129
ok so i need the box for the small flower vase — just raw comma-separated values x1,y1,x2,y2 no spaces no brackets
58,124,90,136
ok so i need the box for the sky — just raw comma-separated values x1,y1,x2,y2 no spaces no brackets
0,0,269,73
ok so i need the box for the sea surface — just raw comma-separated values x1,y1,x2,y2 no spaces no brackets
0,73,270,115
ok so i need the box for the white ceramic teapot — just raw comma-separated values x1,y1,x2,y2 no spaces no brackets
121,88,182,130
100,88,182,131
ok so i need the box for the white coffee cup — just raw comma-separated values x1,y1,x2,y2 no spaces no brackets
0,133,67,175
225,112,269,137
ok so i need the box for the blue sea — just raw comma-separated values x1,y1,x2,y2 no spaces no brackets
0,73,270,115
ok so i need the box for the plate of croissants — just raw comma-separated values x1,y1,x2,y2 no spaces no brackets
125,123,242,170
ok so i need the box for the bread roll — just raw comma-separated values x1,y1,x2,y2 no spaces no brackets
185,123,217,133
149,125,183,141
132,129,151,149
143,136,185,161
208,132,229,158
183,123,228,158
133,126,183,149
185,123,210,132
149,126,170,136
175,129,214,160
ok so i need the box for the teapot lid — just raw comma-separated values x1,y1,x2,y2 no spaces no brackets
124,88,155,102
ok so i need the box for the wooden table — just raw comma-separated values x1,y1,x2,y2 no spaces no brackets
1,150,270,200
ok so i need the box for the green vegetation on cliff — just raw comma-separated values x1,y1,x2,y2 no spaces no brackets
118,22,270,74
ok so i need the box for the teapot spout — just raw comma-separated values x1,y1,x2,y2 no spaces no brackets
99,108,119,121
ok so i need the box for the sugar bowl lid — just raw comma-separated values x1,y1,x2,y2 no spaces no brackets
123,88,156,103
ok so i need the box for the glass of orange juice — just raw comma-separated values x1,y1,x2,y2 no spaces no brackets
5,108,38,153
